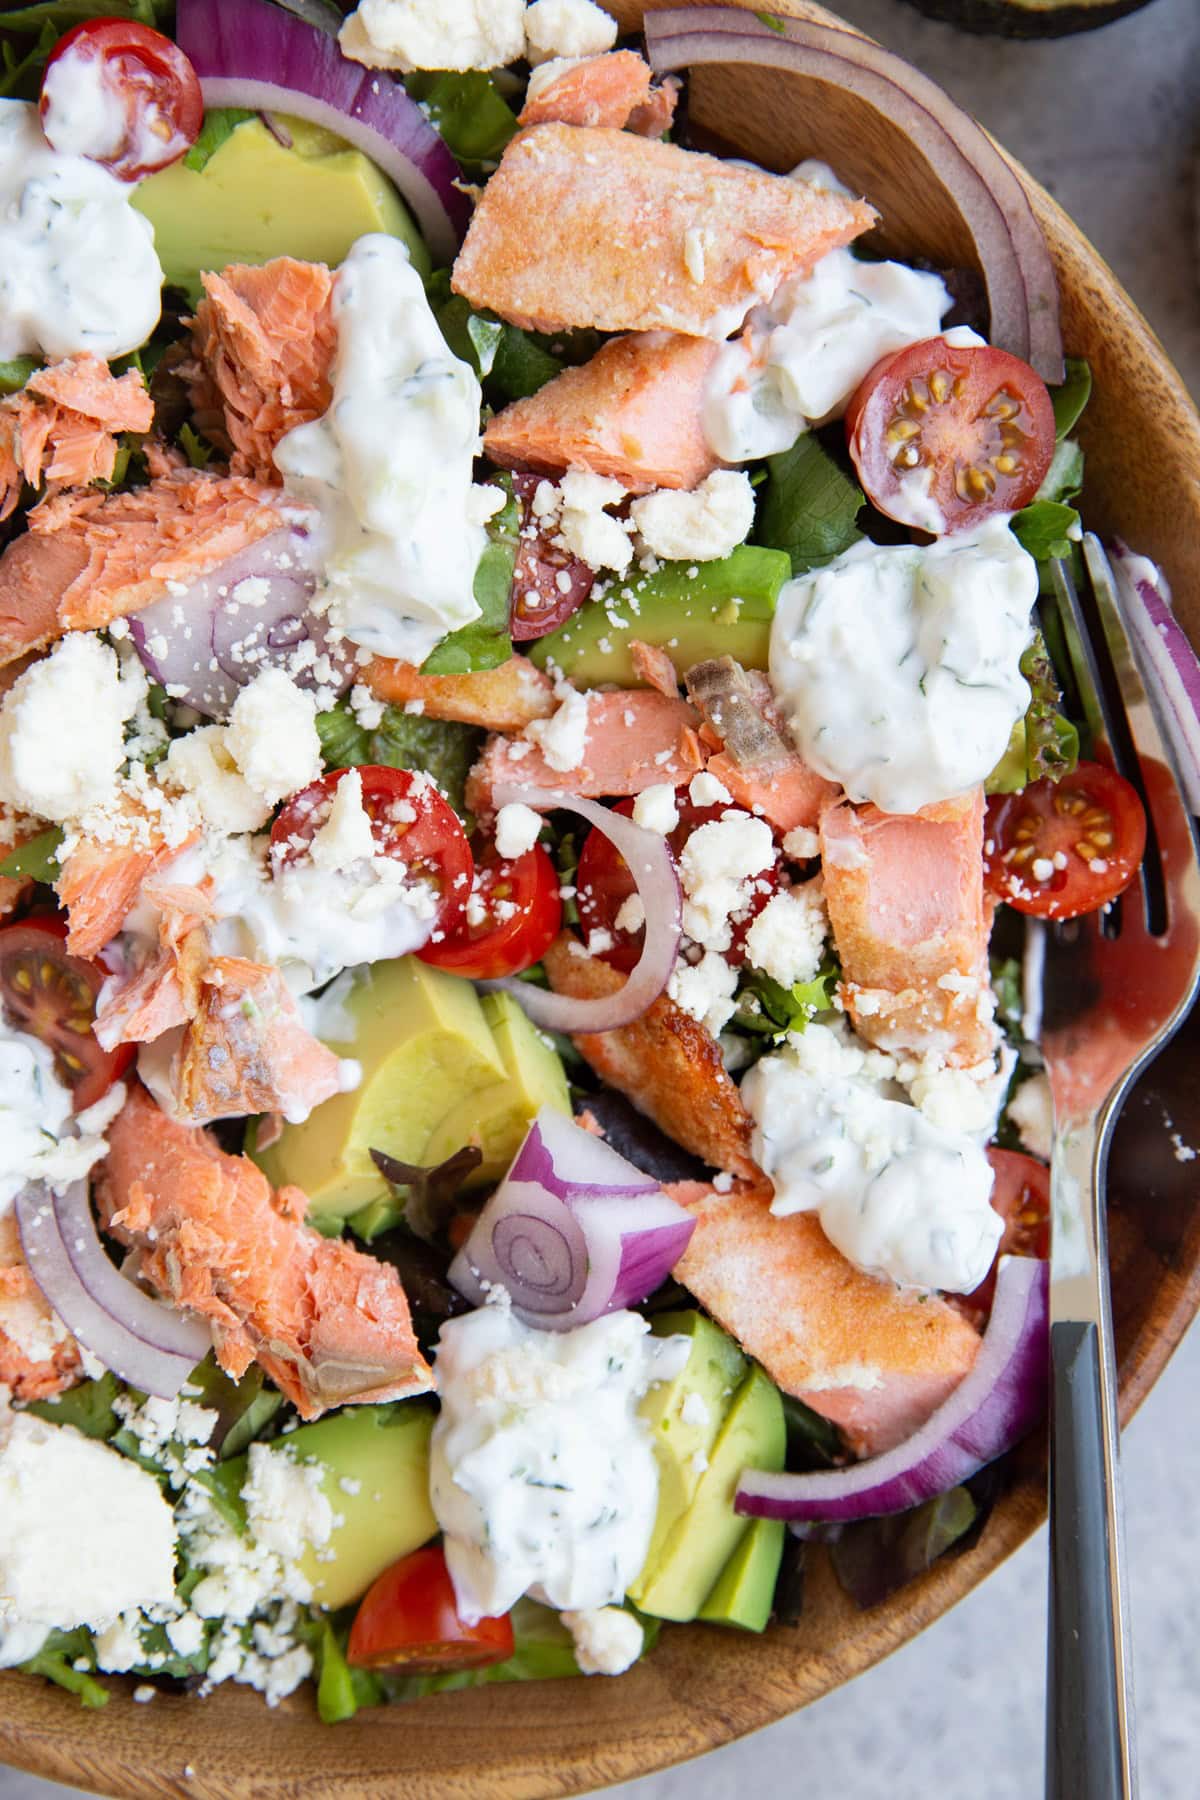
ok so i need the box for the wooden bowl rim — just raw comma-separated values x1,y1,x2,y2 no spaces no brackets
4,7,1200,1796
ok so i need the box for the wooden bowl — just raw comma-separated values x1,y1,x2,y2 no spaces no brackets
5,5,1199,1795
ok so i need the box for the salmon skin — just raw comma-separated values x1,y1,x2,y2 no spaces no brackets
484,332,724,494
519,51,678,135
466,690,704,815
672,1181,981,1457
0,355,154,522
0,1212,82,1401
820,789,999,1067
452,124,876,339
0,468,284,669
185,258,336,484
97,1084,433,1419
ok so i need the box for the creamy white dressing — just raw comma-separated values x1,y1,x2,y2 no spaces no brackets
0,100,162,361
742,1024,1002,1294
275,234,495,665
0,1013,120,1220
770,516,1039,814
703,245,952,463
429,1297,689,1624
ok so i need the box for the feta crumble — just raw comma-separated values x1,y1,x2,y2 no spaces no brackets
0,633,143,823
562,1605,644,1676
495,801,543,860
525,682,590,773
631,782,680,835
743,881,827,988
677,811,776,951
669,947,739,1037
525,0,618,66
339,0,526,72
225,669,323,807
631,471,756,564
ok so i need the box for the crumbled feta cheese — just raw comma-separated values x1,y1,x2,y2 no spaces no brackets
904,1053,1012,1140
631,471,756,564
562,1606,644,1676
1007,1071,1054,1162
669,947,739,1037
338,0,526,72
309,767,377,872
526,683,590,773
525,0,618,66
225,669,322,807
743,881,827,989
242,1442,335,1565
614,893,646,934
688,769,732,807
495,801,543,860
677,811,776,951
554,471,634,574
349,681,386,731
782,825,821,861
163,725,272,834
0,1413,177,1668
0,633,141,823
631,782,680,835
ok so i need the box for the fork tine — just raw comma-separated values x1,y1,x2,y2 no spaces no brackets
1049,554,1110,756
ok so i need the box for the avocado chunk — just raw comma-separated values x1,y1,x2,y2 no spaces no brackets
630,1311,747,1596
699,1516,785,1633
257,957,569,1223
134,114,430,298
630,1364,786,1622
528,546,791,689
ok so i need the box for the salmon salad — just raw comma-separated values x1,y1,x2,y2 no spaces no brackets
0,0,1160,1720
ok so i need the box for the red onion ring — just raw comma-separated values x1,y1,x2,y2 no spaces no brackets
482,785,683,1034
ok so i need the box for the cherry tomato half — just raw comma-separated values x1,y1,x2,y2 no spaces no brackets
984,760,1147,921
418,840,562,979
845,338,1056,534
271,766,474,944
577,792,780,973
40,19,203,181
346,1546,514,1674
0,915,134,1112
954,1147,1052,1326
509,474,596,642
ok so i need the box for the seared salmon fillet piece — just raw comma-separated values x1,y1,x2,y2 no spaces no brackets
672,1182,981,1456
0,1212,82,1401
466,691,704,814
484,332,724,493
519,51,674,133
364,654,556,732
820,789,998,1067
543,933,759,1180
452,124,876,339
185,258,336,483
0,355,153,521
0,469,284,668
97,1085,433,1418
706,750,838,833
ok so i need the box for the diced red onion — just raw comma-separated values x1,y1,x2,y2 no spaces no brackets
735,1256,1048,1522
15,1182,211,1398
1110,542,1200,815
176,0,471,265
482,786,682,1033
644,7,1063,383
128,520,355,718
449,1108,696,1328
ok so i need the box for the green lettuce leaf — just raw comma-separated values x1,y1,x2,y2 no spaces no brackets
733,958,839,1041
0,355,39,395
20,1629,108,1710
24,1370,122,1441
830,1485,979,1609
184,108,256,175
1050,358,1092,440
315,704,483,818
0,826,63,883
405,71,517,166
755,434,864,576
421,478,519,676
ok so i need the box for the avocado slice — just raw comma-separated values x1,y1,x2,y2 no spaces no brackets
422,990,571,1178
699,1516,785,1633
528,546,791,689
134,115,430,298
630,1311,747,1597
630,1364,786,1622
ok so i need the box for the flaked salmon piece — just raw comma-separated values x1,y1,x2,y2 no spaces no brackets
706,751,838,833
671,1181,981,1457
0,1212,82,1402
519,50,655,130
627,76,680,139
466,690,704,814
185,258,336,483
543,933,759,1179
56,802,201,960
97,1084,433,1418
0,355,153,522
484,332,724,493
0,469,284,667
364,654,556,732
820,789,998,1067
94,882,212,1051
630,639,680,698
453,124,876,339
169,956,346,1125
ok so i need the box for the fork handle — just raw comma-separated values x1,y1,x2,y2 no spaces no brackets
1047,1319,1136,1799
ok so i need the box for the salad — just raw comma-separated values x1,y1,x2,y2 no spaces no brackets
0,0,1189,1726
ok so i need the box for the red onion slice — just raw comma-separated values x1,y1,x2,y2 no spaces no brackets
449,1109,696,1328
176,0,471,264
645,7,1063,382
482,786,683,1034
1110,542,1200,815
15,1182,211,1398
735,1256,1048,1523
128,521,355,718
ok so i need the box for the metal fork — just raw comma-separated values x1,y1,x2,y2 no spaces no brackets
1027,538,1200,1800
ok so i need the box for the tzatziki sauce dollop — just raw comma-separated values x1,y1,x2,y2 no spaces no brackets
769,515,1039,815
0,99,163,362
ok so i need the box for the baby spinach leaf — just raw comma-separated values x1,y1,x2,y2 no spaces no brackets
1050,357,1092,440
0,826,63,883
183,107,256,174
755,434,864,575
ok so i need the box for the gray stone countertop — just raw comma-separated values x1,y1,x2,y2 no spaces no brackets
3,3,1199,1797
